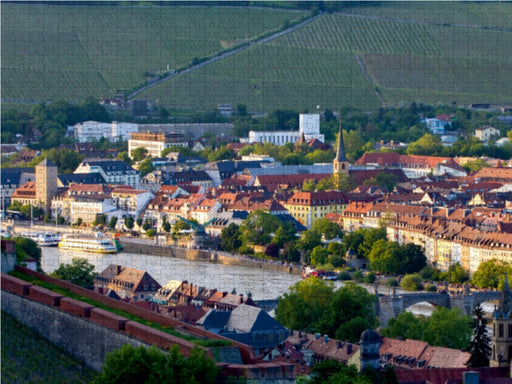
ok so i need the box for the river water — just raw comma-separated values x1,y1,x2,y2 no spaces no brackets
40,247,497,316
41,247,304,300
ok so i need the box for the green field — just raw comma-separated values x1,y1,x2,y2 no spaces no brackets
1,311,96,383
3,2,512,113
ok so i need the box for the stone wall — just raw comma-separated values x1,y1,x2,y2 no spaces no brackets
1,290,146,371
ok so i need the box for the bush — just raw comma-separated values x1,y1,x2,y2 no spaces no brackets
146,229,156,237
352,270,364,282
425,283,437,292
337,270,351,281
400,273,423,291
385,277,398,286
363,271,376,284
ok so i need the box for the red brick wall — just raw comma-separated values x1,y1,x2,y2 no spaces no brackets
2,273,31,296
124,321,195,356
60,297,94,317
28,285,63,307
90,308,128,330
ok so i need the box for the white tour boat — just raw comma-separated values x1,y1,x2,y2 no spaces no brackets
58,232,118,254
22,232,61,247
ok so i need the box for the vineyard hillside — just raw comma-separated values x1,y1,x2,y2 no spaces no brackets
3,2,512,113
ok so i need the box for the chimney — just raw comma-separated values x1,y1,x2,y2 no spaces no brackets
346,344,352,354
116,265,122,275
315,333,321,340
324,335,329,343
337,341,342,349
239,293,244,303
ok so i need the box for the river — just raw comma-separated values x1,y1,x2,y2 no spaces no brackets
41,247,305,300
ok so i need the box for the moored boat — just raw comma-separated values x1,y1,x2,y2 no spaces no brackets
22,232,61,247
58,232,118,254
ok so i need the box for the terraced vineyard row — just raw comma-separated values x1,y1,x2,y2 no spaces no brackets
143,44,379,111
344,2,512,29
273,14,441,56
2,4,306,101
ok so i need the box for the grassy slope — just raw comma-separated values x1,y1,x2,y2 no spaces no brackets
3,3,512,111
2,4,305,102
1,311,97,384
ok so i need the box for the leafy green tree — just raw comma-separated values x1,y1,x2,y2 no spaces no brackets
310,246,329,267
466,304,491,368
317,282,378,342
400,274,423,291
399,243,426,274
162,218,171,233
271,222,296,248
441,262,469,284
312,218,343,240
7,200,22,212
375,172,399,191
138,157,155,177
406,133,444,156
220,223,241,252
303,359,372,384
124,216,134,230
13,237,42,271
297,230,322,253
108,216,118,230
131,147,148,161
118,151,132,165
93,214,107,227
471,259,512,289
239,210,280,247
275,277,335,332
50,257,97,287
368,239,401,274
93,344,219,384
19,204,44,219
422,307,472,350
463,159,489,173
382,311,425,341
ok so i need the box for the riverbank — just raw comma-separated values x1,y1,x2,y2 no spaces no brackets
121,240,302,275
4,221,302,276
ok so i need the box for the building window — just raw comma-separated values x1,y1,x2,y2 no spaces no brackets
499,323,504,338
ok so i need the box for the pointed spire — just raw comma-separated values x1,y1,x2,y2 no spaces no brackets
334,122,348,162
498,273,512,317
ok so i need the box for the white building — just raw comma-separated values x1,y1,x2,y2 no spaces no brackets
128,131,188,158
74,159,140,189
475,125,500,143
245,114,324,145
72,121,138,143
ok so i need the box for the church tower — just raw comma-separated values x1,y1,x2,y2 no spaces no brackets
35,158,58,214
333,122,349,188
491,274,512,367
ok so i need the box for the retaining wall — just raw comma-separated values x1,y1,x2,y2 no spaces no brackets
1,270,296,381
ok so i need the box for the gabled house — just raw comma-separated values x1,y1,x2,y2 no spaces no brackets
197,304,290,355
94,264,161,302
475,125,500,143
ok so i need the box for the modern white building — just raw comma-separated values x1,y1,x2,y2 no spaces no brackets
74,159,140,189
128,131,189,158
72,121,138,143
245,114,324,145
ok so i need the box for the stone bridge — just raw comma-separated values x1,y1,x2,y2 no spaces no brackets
376,286,501,327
